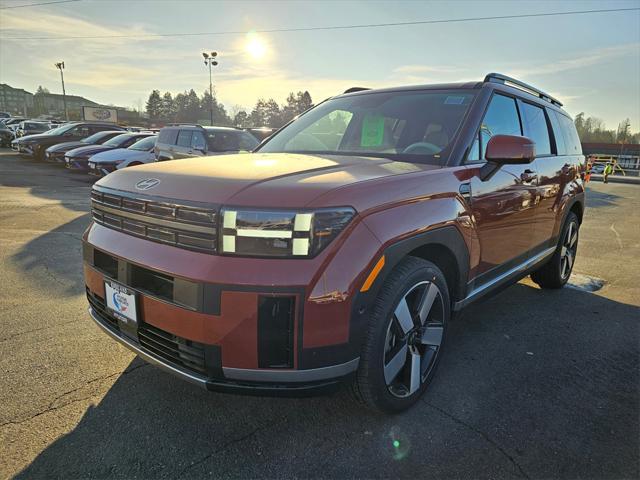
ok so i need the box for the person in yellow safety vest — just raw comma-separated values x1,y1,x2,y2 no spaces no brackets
585,158,592,183
603,161,613,183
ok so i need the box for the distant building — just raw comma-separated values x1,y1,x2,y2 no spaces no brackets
0,84,34,115
35,92,99,119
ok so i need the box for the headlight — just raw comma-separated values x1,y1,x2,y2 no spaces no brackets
220,207,355,257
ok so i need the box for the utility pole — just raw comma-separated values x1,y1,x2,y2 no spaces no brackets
54,62,68,121
202,52,218,126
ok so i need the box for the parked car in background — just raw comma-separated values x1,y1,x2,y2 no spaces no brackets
16,121,52,138
11,122,125,160
154,124,259,160
88,135,157,177
45,130,126,163
84,73,585,412
1,117,26,128
0,112,11,119
0,126,15,147
65,132,155,172
244,127,276,142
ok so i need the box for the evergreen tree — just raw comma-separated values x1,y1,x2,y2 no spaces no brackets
145,90,162,119
160,92,176,121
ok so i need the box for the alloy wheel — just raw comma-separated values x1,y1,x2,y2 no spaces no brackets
383,281,445,398
560,221,578,280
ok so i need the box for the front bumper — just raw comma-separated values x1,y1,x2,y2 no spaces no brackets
65,156,89,171
45,151,66,163
88,294,357,395
88,161,117,177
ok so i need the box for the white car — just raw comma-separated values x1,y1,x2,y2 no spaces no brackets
87,135,157,177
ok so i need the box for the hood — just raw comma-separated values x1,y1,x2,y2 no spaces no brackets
96,152,438,208
46,141,86,153
16,133,52,143
90,148,151,163
67,145,114,158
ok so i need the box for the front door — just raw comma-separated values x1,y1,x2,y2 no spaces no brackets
466,93,539,287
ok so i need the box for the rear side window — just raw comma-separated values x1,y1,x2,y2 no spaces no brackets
191,130,206,151
468,93,522,161
177,130,192,147
548,110,566,155
556,112,582,155
519,102,551,156
158,128,178,145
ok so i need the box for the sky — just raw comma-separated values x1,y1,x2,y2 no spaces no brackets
0,0,639,129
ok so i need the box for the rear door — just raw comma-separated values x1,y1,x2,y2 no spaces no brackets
173,129,193,159
530,107,583,247
467,93,539,284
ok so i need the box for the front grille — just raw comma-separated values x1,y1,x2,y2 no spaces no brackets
87,289,207,375
91,187,218,254
138,323,207,375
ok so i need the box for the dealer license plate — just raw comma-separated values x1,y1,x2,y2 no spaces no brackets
105,280,138,324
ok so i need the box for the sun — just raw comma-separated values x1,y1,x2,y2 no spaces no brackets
245,33,267,60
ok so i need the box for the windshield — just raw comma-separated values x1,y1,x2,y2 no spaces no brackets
103,134,133,147
128,135,157,151
258,90,475,163
82,131,115,144
46,123,76,135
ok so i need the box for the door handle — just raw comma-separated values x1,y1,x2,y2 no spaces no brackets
521,169,537,183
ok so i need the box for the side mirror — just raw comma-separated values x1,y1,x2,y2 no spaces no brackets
480,135,535,181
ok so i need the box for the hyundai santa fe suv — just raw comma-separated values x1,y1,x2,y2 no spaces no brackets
83,73,585,412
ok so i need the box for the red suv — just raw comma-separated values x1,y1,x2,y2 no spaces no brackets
83,73,585,412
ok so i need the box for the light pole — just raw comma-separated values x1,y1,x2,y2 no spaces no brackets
54,61,68,121
202,52,218,126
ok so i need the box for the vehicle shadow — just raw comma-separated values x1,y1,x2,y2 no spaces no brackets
14,283,639,479
9,214,90,298
584,186,623,209
0,152,96,213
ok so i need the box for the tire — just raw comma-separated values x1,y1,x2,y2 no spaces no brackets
531,212,579,289
352,256,450,413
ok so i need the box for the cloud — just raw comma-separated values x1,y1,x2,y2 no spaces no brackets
0,12,152,46
510,43,640,77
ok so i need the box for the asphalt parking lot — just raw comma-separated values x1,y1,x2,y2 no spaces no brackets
0,150,638,480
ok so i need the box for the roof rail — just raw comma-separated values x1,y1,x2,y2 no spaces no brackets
343,87,370,94
484,73,563,107
165,123,205,128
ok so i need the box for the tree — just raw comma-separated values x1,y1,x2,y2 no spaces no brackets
263,98,282,128
145,90,162,119
249,98,268,127
617,119,631,144
160,92,176,121
233,110,249,127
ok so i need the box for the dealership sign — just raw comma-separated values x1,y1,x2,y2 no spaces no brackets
82,106,118,123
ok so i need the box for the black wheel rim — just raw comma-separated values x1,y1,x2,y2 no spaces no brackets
561,221,578,280
383,280,445,398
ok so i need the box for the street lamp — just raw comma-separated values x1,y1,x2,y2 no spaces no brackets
54,61,68,121
202,51,218,126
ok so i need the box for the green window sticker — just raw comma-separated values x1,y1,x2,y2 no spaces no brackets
361,114,385,147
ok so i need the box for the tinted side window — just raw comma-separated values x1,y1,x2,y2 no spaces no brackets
158,128,178,145
177,130,192,148
557,113,582,155
70,125,91,138
519,102,551,155
239,132,259,151
468,94,522,161
548,110,566,155
191,131,206,151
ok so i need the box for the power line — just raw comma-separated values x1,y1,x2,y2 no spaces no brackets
0,0,81,9
1,7,638,40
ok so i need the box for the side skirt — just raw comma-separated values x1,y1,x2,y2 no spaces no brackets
454,246,556,311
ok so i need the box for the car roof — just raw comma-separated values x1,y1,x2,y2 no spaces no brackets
334,78,570,116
